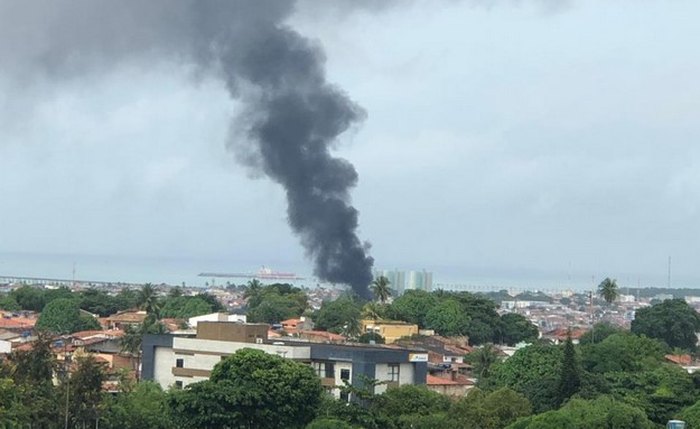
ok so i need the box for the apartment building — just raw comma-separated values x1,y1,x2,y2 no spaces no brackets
142,321,428,398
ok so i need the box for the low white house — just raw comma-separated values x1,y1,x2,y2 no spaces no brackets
188,312,246,328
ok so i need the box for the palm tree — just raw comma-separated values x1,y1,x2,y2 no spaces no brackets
597,278,619,305
362,302,384,321
342,316,363,340
137,283,161,317
470,343,500,380
120,324,143,380
370,276,392,304
243,279,265,309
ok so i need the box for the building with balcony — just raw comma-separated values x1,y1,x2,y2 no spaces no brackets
141,321,428,400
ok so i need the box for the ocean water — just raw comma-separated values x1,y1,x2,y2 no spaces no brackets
0,251,314,288
1,251,693,293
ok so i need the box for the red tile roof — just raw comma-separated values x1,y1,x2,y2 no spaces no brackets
665,354,692,366
426,374,475,386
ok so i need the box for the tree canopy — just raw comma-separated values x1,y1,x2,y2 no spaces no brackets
35,298,101,334
631,299,700,350
314,294,362,334
246,283,308,324
169,348,322,429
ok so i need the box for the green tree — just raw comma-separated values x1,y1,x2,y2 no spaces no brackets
361,301,386,321
244,279,264,307
79,288,121,317
468,343,501,381
578,322,625,345
36,298,99,334
370,385,451,426
314,295,362,333
631,299,700,350
102,381,173,429
425,298,470,336
170,348,323,429
597,278,619,304
450,292,502,345
137,283,161,318
487,343,563,413
120,323,146,380
386,289,438,327
452,388,532,429
246,284,308,324
580,333,666,373
499,313,539,346
507,396,655,429
6,334,60,428
0,377,26,426
113,287,140,311
306,418,354,429
248,293,307,324
65,354,106,429
196,292,225,313
10,285,46,311
358,332,385,344
557,335,580,406
0,295,20,311
370,276,392,304
160,295,214,319
678,398,700,429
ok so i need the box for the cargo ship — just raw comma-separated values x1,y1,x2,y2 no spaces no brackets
198,266,305,281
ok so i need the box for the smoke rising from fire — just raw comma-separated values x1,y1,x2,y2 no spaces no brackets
0,1,374,297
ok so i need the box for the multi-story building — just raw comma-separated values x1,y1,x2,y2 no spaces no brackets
373,270,406,295
373,269,433,296
141,321,428,399
406,270,433,293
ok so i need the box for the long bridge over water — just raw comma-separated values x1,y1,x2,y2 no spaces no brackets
0,274,143,288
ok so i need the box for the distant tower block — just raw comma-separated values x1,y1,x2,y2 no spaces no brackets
372,269,433,296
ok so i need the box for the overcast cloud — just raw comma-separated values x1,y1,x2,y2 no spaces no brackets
1,0,699,288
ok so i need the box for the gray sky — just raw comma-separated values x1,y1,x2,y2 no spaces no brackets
1,0,699,288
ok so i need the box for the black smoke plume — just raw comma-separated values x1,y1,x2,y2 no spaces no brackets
0,1,374,297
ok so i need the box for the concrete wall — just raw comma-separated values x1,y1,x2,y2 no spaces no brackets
146,335,311,389
196,322,268,343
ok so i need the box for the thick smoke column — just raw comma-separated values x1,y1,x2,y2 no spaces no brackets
0,0,374,297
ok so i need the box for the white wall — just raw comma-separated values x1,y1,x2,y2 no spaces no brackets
151,338,311,389
154,347,177,388
399,363,414,385
188,313,247,328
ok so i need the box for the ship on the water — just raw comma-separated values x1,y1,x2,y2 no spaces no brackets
198,266,305,281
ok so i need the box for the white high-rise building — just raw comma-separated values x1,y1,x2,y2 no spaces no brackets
373,270,406,295
373,269,432,295
406,270,433,293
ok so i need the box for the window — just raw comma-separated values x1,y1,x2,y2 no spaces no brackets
388,364,400,382
312,362,324,378
325,363,335,379
340,369,350,381
175,358,184,368
175,381,183,389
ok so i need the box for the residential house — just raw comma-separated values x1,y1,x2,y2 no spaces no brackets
361,319,419,344
102,310,148,330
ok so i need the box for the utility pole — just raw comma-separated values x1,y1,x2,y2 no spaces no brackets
668,256,672,289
